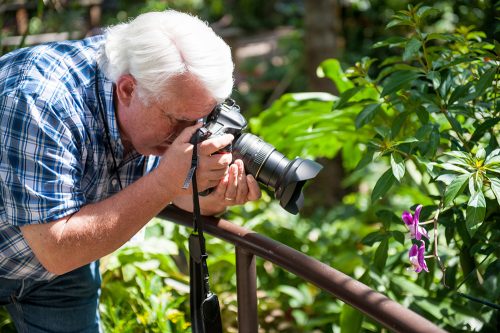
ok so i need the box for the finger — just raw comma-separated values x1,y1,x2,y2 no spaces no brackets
235,160,249,203
199,168,230,183
199,180,221,192
224,164,238,202
199,134,234,155
196,154,231,183
246,174,261,201
204,153,232,170
212,172,229,196
174,122,203,144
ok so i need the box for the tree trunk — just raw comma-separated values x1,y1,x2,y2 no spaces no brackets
303,0,346,212
304,0,343,93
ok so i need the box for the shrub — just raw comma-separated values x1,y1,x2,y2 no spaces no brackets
251,4,499,331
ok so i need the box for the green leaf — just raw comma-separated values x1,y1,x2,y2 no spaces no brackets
448,82,473,105
381,71,420,97
414,297,484,326
475,147,486,160
373,36,406,49
466,190,486,235
486,148,500,159
471,117,500,142
318,59,354,93
359,57,377,73
437,163,469,174
485,154,500,168
403,38,421,61
391,276,429,296
426,32,461,42
276,286,305,305
374,239,389,272
443,151,471,161
291,309,308,326
427,71,441,90
436,173,455,185
416,6,440,19
371,169,396,201
340,304,364,333
361,232,388,246
391,230,406,245
439,70,454,98
355,103,380,128
472,67,496,99
374,126,391,139
376,63,423,82
376,209,401,229
393,137,420,145
121,264,137,282
486,157,500,169
387,16,413,29
485,260,500,280
134,260,160,272
488,177,500,205
355,147,376,171
425,125,440,158
468,172,483,195
444,173,470,206
334,86,365,109
447,112,464,136
392,111,409,137
390,152,405,182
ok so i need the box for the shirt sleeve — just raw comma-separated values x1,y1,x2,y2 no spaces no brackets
0,92,85,226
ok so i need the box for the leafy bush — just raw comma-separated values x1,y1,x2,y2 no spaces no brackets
251,4,499,332
100,220,191,332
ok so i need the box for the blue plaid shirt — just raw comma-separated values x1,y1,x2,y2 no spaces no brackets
0,36,160,280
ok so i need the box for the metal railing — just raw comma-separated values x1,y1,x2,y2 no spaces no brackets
158,205,447,333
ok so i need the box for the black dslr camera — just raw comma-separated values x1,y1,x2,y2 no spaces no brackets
190,99,322,214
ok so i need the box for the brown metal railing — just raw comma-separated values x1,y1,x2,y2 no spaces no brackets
158,205,447,333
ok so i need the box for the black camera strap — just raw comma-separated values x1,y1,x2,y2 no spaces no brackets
183,130,223,333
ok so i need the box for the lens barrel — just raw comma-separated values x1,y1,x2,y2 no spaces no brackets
233,133,322,214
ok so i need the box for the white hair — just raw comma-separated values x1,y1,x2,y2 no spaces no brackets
98,10,234,103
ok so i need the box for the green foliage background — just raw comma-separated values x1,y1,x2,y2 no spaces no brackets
0,0,498,332
249,4,500,332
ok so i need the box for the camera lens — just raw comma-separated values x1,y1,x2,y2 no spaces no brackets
233,133,322,214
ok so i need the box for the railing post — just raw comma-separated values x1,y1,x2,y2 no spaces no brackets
236,247,258,333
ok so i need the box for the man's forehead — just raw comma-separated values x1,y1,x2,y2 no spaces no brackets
158,73,218,120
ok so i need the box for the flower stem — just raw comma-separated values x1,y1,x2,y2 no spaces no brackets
432,203,447,287
456,292,500,311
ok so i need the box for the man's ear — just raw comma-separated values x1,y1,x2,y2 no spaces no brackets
115,74,136,107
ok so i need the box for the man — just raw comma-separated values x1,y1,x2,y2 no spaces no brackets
0,10,260,332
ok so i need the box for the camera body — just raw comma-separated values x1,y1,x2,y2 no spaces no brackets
190,99,246,152
191,99,322,214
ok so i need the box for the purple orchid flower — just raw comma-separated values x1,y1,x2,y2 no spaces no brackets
402,204,429,241
408,242,429,273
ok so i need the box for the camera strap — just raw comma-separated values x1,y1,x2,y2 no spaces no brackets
183,130,223,333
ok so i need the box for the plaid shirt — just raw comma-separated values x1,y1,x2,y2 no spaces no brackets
0,36,159,280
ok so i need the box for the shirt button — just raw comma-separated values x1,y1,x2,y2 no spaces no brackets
111,178,118,187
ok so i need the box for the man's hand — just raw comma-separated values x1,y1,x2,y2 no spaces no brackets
215,159,261,205
172,159,261,216
157,124,234,197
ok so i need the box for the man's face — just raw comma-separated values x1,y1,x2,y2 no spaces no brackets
116,74,218,156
